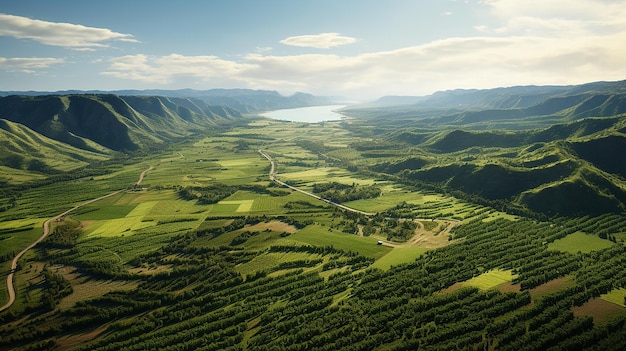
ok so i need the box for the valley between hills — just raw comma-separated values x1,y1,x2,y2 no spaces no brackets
1,82,626,350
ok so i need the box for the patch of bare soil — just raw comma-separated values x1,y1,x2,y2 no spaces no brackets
402,219,461,249
528,276,575,298
497,282,521,293
245,221,297,233
573,298,626,325
56,325,107,349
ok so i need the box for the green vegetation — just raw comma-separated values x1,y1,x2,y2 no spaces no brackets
2,87,626,350
602,288,626,307
462,269,517,291
548,231,616,254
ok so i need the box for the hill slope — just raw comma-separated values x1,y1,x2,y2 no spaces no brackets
343,80,626,129
0,119,109,182
367,116,626,217
0,94,243,152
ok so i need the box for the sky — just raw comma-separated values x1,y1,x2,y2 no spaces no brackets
1,0,626,100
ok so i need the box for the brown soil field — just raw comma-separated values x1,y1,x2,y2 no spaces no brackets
497,282,521,293
56,325,107,349
573,298,626,325
528,276,575,298
245,221,297,233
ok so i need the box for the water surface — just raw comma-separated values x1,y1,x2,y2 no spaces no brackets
261,105,346,123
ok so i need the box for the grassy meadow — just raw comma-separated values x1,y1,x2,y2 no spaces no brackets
548,231,615,254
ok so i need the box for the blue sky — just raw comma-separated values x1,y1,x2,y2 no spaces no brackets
1,0,625,99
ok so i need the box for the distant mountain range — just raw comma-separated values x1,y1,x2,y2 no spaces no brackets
0,89,333,114
345,79,626,129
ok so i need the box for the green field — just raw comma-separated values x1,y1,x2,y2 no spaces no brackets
462,269,517,291
370,247,428,270
290,224,392,259
548,231,615,254
601,288,626,307
235,252,323,276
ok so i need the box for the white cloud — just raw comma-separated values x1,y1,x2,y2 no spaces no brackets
479,0,626,35
102,54,255,85
0,57,65,72
101,1,626,98
280,33,357,49
0,13,138,50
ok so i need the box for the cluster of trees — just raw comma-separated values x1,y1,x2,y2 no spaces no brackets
40,268,73,310
312,182,381,203
178,184,238,204
178,183,290,205
41,220,82,248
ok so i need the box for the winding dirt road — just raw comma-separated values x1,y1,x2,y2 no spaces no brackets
0,166,152,313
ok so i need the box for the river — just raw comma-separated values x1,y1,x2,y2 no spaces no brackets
260,105,347,123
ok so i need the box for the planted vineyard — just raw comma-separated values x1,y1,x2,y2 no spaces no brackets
1,98,626,350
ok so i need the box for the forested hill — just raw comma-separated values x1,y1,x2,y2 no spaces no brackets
0,94,243,153
0,89,333,114
343,80,626,129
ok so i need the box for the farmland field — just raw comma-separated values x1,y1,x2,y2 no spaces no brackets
602,288,626,307
461,269,517,291
548,231,615,254
370,247,428,270
291,224,392,259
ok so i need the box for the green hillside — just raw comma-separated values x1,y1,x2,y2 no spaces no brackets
0,94,243,152
355,115,626,217
342,80,626,129
0,119,109,181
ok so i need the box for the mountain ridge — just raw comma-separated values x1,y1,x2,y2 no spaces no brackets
0,89,334,113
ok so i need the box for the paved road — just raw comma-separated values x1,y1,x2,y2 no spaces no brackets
258,150,376,216
0,166,152,313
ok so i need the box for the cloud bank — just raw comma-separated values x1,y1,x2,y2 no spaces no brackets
280,33,357,49
0,13,138,50
0,57,65,73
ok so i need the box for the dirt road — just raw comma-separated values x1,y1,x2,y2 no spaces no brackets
0,166,151,313
259,150,375,216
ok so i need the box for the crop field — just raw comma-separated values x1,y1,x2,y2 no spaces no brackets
548,231,615,254
235,252,324,276
370,247,428,270
461,269,517,291
0,219,44,302
601,288,626,307
53,265,139,309
74,191,212,238
290,224,392,259
345,187,432,213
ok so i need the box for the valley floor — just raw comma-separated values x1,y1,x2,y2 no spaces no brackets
1,118,625,350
